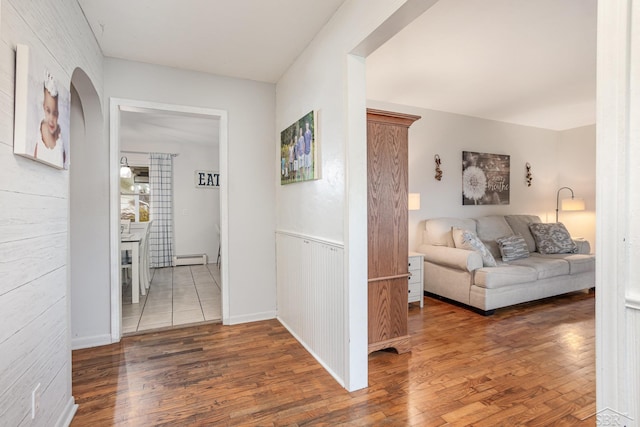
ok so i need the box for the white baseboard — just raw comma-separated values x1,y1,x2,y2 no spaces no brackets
227,310,276,325
71,334,112,350
55,396,78,427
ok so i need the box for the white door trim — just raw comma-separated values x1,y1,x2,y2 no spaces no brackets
109,98,230,341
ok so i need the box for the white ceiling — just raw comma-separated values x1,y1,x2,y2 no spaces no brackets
367,0,597,130
78,0,347,83
80,0,596,143
78,0,346,146
120,109,220,146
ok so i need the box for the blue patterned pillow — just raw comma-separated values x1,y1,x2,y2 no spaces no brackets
452,227,497,267
496,234,529,262
529,222,578,254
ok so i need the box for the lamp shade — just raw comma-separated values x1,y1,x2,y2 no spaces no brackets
120,166,132,178
120,156,132,178
561,197,585,211
408,193,421,211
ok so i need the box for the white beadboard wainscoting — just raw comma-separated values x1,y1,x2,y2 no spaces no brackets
276,231,346,387
627,298,640,422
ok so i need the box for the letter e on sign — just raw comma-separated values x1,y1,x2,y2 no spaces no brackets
194,170,220,189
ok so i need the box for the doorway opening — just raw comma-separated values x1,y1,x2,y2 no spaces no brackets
109,98,229,340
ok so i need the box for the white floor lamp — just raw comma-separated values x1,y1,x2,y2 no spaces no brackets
556,186,585,222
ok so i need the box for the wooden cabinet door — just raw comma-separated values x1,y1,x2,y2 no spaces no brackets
367,109,420,355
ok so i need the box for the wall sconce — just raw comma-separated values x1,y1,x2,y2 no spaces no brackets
556,186,585,222
408,193,421,211
434,155,443,181
525,162,532,186
120,156,132,178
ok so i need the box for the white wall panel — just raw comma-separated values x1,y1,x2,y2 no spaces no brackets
0,0,103,424
627,305,640,425
276,231,345,385
0,191,68,243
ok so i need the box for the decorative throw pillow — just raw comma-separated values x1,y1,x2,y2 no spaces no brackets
496,234,530,262
529,222,578,254
452,227,497,267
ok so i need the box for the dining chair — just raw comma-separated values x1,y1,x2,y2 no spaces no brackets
140,220,153,291
121,220,132,283
121,225,149,297
215,223,221,267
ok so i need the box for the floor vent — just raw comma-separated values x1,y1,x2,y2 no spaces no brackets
172,254,207,266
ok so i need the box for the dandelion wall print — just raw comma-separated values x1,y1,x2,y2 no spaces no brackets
462,151,510,205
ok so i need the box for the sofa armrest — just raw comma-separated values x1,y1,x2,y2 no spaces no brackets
416,244,483,272
573,239,591,254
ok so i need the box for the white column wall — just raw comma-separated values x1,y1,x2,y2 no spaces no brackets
0,0,103,425
596,0,640,424
275,0,439,391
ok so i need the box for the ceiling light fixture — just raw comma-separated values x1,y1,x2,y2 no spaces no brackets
120,156,132,178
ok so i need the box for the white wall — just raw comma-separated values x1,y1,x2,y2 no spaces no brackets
276,0,439,391
104,58,277,324
558,124,596,247
367,100,597,252
597,1,640,421
0,0,103,425
69,77,110,350
121,141,220,263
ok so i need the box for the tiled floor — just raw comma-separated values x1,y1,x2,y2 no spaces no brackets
122,264,222,334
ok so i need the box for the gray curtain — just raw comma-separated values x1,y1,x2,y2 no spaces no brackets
149,153,174,267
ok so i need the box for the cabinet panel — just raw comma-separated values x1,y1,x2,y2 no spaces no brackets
368,277,409,343
367,109,420,355
367,122,408,280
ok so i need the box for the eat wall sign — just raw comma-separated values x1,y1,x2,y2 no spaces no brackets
195,170,220,189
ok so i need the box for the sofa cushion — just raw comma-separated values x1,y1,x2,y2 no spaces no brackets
504,215,541,252
475,216,514,259
509,255,570,279
532,253,595,275
474,265,538,289
424,218,476,247
452,227,497,267
529,222,578,254
496,234,530,262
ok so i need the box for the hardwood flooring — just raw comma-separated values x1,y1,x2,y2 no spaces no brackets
71,291,595,426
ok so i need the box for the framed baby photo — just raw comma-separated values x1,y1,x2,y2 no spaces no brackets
13,44,70,169
280,110,320,185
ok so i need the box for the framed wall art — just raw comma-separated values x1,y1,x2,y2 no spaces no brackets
462,151,510,205
13,44,70,169
280,110,319,185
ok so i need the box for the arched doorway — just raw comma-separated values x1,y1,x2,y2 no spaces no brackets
69,68,109,348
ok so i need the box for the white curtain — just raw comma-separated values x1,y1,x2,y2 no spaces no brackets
149,153,174,267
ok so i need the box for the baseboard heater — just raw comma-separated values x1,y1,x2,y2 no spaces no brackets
172,254,207,266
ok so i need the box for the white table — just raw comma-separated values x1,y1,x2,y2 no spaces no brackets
121,233,141,304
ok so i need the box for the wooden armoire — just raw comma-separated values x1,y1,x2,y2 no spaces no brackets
367,109,420,354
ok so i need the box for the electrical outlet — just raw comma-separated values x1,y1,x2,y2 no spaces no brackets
31,383,41,420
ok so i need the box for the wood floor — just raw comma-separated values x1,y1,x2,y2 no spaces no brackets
71,291,595,426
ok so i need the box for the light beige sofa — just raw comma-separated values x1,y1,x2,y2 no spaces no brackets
416,215,595,315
